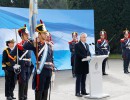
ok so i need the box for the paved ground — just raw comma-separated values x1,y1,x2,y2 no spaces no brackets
0,59,130,100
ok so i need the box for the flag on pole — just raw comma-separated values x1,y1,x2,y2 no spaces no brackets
29,0,38,38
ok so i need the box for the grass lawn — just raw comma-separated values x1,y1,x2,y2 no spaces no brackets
109,54,122,59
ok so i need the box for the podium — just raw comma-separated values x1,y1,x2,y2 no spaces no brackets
83,55,109,99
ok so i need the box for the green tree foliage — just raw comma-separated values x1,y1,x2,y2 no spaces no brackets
68,0,130,54
0,0,130,53
0,0,29,8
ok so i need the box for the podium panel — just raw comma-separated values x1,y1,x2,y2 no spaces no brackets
84,55,109,99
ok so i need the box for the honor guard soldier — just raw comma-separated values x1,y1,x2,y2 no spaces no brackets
46,32,54,50
120,28,130,74
10,25,32,100
68,32,78,77
2,39,16,100
97,29,110,75
46,32,56,86
23,20,54,100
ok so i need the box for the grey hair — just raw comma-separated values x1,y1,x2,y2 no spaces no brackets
80,32,87,38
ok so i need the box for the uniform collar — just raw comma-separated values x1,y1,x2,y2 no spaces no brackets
40,41,45,45
124,37,129,40
100,38,105,41
72,39,77,42
21,40,25,44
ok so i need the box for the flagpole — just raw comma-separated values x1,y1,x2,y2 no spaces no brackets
29,0,38,38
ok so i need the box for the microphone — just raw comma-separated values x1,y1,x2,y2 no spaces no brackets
92,43,95,45
89,43,95,55
89,43,92,45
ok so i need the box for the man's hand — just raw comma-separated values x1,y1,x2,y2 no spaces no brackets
33,32,38,40
82,56,91,61
13,64,20,69
108,51,110,55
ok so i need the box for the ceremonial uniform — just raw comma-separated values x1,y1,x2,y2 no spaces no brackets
120,29,130,74
68,32,78,77
2,39,16,100
97,29,110,75
10,25,32,100
23,20,53,100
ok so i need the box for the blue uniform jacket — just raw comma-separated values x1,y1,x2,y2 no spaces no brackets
97,39,110,55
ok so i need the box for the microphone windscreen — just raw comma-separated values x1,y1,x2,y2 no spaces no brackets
92,43,95,45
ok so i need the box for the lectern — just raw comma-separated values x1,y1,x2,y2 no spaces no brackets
82,55,109,99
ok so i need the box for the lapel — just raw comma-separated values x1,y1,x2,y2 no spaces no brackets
79,41,87,51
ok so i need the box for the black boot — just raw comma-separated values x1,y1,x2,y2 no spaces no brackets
24,83,28,100
6,96,12,100
42,90,48,100
11,96,16,99
35,91,42,100
23,96,27,100
18,82,25,100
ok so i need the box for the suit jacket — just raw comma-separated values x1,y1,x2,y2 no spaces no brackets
74,41,91,74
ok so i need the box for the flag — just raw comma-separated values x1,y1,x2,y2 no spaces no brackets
29,0,38,38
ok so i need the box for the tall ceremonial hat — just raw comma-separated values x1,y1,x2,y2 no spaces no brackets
6,39,15,46
35,19,48,33
18,24,29,37
123,28,129,34
100,29,107,39
72,32,78,37
123,28,130,38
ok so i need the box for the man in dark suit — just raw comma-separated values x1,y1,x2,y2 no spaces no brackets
74,33,91,97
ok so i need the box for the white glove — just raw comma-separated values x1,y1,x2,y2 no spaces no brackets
33,32,38,40
82,56,91,62
128,43,130,46
13,64,20,69
108,51,110,55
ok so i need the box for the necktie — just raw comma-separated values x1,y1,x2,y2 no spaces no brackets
83,43,86,49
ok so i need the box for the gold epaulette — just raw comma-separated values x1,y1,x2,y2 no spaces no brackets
5,62,11,67
5,48,16,61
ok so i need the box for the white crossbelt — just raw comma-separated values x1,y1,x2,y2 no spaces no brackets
101,40,106,47
38,45,45,57
19,50,29,60
126,39,130,46
22,58,31,61
37,61,52,65
126,47,130,49
101,48,107,50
